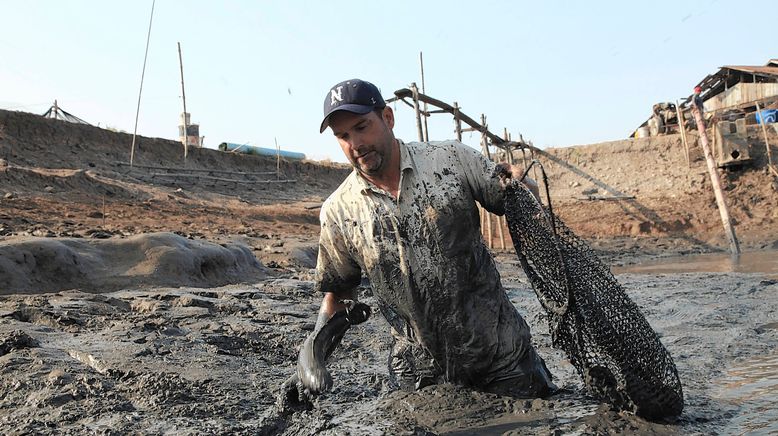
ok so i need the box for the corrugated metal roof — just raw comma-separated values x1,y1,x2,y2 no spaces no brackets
720,65,778,77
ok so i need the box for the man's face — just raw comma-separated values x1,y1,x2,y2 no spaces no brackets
329,107,396,177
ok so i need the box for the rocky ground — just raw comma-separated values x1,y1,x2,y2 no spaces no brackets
1,108,777,434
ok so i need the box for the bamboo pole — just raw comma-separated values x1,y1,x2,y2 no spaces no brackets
130,0,156,167
177,42,188,162
486,209,493,249
478,130,493,249
676,100,690,167
480,114,490,160
410,82,424,142
756,102,777,175
479,205,485,240
275,139,281,174
419,52,429,142
453,102,462,141
690,95,740,255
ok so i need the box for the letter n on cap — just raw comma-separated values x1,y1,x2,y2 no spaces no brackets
330,86,343,105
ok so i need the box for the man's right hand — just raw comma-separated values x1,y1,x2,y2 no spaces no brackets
277,372,314,413
296,301,371,394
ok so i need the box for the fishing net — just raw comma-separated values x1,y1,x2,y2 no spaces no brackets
503,171,684,420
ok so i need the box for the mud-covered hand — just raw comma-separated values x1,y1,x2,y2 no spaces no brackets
277,372,314,413
296,300,371,394
493,163,540,201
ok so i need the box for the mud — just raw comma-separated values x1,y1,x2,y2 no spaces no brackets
1,259,776,434
2,109,778,433
0,232,267,294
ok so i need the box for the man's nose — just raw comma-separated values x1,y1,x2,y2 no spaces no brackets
350,135,366,152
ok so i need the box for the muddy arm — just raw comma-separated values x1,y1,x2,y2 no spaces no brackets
296,297,371,393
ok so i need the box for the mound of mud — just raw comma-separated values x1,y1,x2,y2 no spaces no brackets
0,232,267,294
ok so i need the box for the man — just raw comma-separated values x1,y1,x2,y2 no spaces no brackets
284,79,553,405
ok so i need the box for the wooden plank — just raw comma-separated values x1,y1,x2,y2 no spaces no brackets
576,195,636,201
116,161,277,176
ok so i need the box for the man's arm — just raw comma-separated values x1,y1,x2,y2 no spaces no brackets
455,141,541,211
296,287,370,394
317,289,355,328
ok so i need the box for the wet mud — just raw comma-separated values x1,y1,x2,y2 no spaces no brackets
1,258,776,434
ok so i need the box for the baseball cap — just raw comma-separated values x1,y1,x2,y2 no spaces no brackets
319,79,386,133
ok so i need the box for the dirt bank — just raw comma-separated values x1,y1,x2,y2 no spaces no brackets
2,108,777,260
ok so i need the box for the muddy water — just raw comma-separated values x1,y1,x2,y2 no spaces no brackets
712,352,778,434
610,249,778,434
613,249,778,278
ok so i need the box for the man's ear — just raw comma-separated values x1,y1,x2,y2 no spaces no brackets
382,106,395,129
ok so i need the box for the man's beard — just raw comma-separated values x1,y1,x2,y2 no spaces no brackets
353,149,384,176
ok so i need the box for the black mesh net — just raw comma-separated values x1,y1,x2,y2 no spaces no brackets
504,178,684,420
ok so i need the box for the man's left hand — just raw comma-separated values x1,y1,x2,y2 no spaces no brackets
493,163,540,201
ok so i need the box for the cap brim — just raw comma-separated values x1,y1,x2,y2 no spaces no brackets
319,104,375,133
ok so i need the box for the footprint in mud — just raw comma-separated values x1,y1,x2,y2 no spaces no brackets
7,305,83,332
0,330,39,356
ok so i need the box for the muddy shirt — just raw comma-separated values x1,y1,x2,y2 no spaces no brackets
315,140,533,387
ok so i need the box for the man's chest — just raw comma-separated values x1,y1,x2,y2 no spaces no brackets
343,168,476,263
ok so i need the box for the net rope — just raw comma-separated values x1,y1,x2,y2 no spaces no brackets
504,161,684,420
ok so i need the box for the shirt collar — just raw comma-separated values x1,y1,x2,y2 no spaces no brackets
354,139,412,196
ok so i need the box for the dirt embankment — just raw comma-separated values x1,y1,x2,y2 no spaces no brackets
0,109,350,270
528,129,778,259
2,108,777,258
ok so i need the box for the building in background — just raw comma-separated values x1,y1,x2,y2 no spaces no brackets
632,59,778,138
179,112,203,148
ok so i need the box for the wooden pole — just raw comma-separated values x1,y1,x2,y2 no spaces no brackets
690,95,740,255
480,114,491,160
419,52,429,142
479,205,485,238
130,0,155,167
453,102,462,141
497,130,508,250
756,102,777,175
411,82,424,142
177,41,188,162
676,100,690,167
486,208,493,249
275,137,280,179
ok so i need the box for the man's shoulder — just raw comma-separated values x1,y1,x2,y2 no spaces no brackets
406,139,465,155
321,170,361,217
405,140,479,168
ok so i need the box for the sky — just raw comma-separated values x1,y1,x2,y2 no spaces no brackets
1,0,776,162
